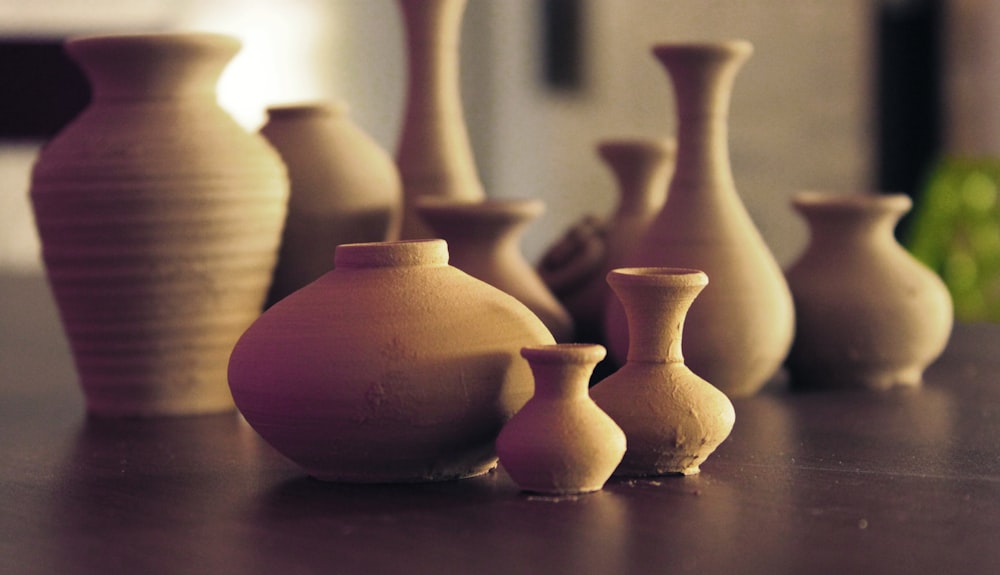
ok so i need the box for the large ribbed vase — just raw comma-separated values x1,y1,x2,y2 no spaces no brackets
29,33,289,417
604,41,794,397
396,0,485,239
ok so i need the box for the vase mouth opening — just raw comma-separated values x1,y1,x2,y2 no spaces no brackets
652,39,753,62
267,100,349,120
67,32,241,55
792,191,912,215
520,343,607,364
607,267,709,287
597,137,676,161
334,239,449,269
415,198,545,222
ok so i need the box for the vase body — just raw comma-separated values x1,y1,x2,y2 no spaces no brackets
497,344,625,494
594,268,735,476
227,239,555,482
604,41,794,397
29,33,289,417
539,138,675,346
417,198,574,342
396,0,485,239
260,102,402,306
786,192,954,390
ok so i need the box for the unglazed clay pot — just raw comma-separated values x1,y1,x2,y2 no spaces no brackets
604,41,794,397
497,344,625,494
538,138,675,346
227,239,555,482
260,102,402,306
29,33,288,417
417,197,574,342
396,0,485,239
594,268,735,476
785,192,954,390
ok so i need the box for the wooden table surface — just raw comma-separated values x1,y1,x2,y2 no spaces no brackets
1,272,999,575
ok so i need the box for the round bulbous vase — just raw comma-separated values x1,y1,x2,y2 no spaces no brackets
396,0,485,239
785,192,954,390
29,33,289,417
538,138,675,346
416,197,574,342
260,102,402,306
593,268,735,477
604,41,794,397
497,344,626,495
227,239,555,482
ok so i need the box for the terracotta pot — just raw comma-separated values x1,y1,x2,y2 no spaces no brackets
260,102,402,306
785,192,954,390
604,40,794,397
228,239,555,482
396,0,485,239
417,197,574,342
497,344,625,494
538,138,675,346
593,268,735,477
29,33,288,417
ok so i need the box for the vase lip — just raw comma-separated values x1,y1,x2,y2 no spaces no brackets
266,100,349,120
652,39,753,60
597,137,676,161
66,31,241,53
415,197,545,221
792,191,912,214
521,343,607,364
607,267,709,287
334,239,449,269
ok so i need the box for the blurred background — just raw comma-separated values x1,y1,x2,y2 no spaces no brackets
0,0,994,287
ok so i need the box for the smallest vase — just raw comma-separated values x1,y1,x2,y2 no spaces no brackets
592,268,735,477
785,192,954,390
497,344,626,494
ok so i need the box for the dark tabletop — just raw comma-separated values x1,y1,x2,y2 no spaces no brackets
1,272,998,575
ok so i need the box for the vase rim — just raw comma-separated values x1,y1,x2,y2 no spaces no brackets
415,197,545,220
597,137,676,159
792,191,912,214
334,239,449,269
521,343,607,364
607,267,709,287
652,39,753,58
266,100,349,120
66,32,240,52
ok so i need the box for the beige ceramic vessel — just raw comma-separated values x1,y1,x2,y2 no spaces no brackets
260,102,402,306
604,41,794,397
594,268,735,476
29,33,288,417
396,0,485,239
227,239,555,482
497,344,626,494
417,197,574,342
538,138,675,346
785,192,954,390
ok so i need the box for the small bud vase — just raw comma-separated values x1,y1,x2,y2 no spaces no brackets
785,192,954,390
29,33,289,417
228,239,555,482
417,197,574,342
497,344,626,495
604,41,794,397
260,102,402,306
593,268,735,476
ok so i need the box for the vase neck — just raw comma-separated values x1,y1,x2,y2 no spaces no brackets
653,41,751,193
334,239,449,269
794,193,910,248
417,199,542,254
598,139,675,215
521,344,606,400
608,268,708,363
66,33,239,102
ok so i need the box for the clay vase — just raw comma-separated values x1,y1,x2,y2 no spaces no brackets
29,33,288,417
539,138,675,346
396,0,485,239
785,192,954,390
497,344,626,494
416,198,575,342
604,41,794,397
260,102,402,306
593,268,735,477
227,239,555,482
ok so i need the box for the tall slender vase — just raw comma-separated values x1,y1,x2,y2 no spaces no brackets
396,0,485,239
497,344,626,494
605,41,794,397
417,198,574,342
29,33,289,417
593,268,735,477
260,102,402,306
786,192,953,390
